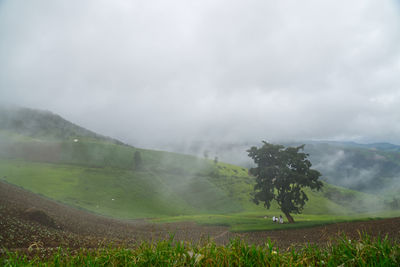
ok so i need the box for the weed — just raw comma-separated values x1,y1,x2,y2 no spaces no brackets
1,234,399,266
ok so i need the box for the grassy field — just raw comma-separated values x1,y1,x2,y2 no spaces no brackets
0,158,245,218
1,149,397,231
2,235,399,266
0,108,398,230
153,210,400,232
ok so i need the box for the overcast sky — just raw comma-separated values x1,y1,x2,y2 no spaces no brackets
1,0,400,148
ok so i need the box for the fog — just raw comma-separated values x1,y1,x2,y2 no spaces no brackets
1,0,400,149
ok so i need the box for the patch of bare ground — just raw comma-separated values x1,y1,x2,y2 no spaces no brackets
1,180,399,253
240,217,400,249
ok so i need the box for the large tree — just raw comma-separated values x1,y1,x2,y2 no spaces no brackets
248,142,323,223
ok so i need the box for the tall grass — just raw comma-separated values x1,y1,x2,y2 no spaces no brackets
2,234,399,266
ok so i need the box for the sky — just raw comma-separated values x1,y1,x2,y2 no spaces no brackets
1,0,400,148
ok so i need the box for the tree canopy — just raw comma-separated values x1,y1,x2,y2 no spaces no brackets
248,142,323,223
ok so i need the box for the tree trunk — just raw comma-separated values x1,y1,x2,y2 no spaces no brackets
283,211,295,223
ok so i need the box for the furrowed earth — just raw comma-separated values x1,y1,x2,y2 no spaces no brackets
1,180,399,256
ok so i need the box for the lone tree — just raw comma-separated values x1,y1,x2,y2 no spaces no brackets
248,141,323,223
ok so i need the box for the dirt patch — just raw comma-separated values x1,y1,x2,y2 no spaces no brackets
239,217,400,248
23,207,58,229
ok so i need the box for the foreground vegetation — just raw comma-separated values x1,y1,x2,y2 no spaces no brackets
2,235,399,266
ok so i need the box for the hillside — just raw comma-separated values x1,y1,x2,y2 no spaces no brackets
0,106,123,144
303,142,400,198
0,107,255,218
0,179,231,248
2,180,399,251
163,140,400,199
0,107,392,220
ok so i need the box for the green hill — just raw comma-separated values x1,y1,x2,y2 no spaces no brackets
0,107,393,222
0,106,123,144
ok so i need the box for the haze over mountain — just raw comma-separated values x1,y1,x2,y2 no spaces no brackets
5,106,388,219
1,0,400,148
1,106,399,210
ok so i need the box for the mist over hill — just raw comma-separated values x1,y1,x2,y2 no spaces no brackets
156,140,400,198
1,106,394,217
2,106,399,199
304,142,400,197
0,106,124,145
0,106,257,217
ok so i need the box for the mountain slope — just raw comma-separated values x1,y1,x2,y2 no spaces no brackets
302,142,400,198
0,106,123,144
0,107,253,218
0,106,390,219
167,140,400,199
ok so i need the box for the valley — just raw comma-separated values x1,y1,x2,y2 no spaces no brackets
1,107,399,264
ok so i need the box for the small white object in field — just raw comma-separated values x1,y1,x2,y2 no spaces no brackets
111,198,115,201
73,139,79,142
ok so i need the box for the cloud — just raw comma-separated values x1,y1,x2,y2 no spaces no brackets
1,0,400,147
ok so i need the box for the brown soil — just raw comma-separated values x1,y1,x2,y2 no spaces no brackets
1,180,399,252
23,208,58,229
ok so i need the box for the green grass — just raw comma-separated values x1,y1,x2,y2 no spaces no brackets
152,211,400,232
2,235,399,266
0,135,397,227
0,134,262,219
0,158,244,218
2,153,391,223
